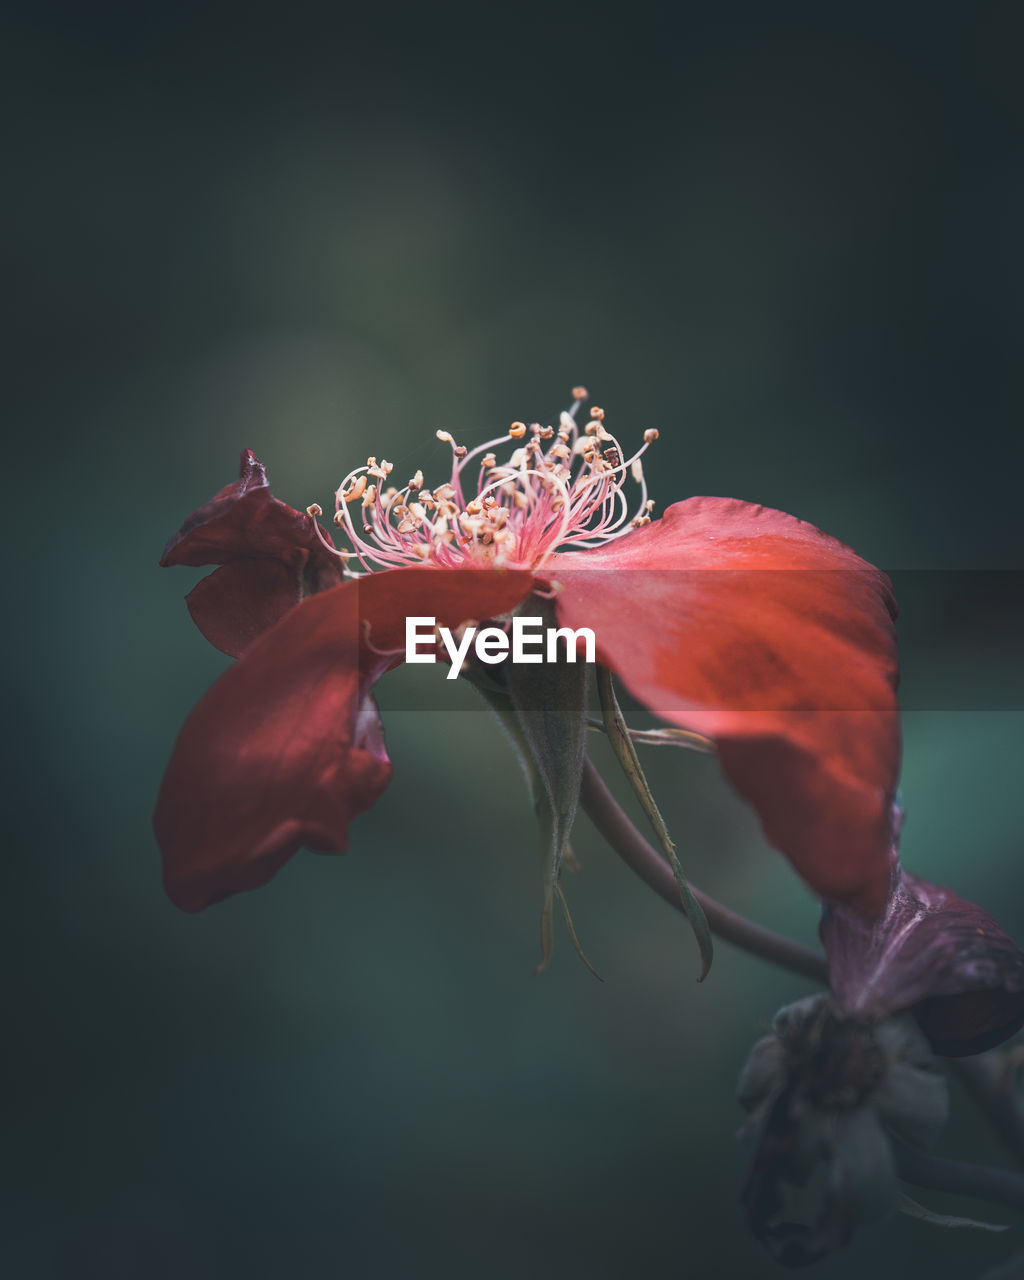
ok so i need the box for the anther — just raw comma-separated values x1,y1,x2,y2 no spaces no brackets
572,385,589,401
509,421,527,439
306,503,323,518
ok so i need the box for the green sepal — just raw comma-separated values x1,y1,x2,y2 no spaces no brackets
596,664,713,981
470,600,596,976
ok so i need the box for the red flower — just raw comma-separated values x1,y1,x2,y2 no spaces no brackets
821,811,1024,1056
155,400,900,916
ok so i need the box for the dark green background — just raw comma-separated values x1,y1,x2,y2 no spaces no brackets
9,2,1024,1276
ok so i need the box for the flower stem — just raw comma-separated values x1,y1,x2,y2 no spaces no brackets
578,757,828,984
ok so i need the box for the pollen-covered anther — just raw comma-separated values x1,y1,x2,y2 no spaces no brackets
362,484,377,509
509,421,527,439
341,475,368,504
602,447,622,470
643,428,659,443
590,406,605,421
481,452,497,469
367,459,394,480
631,500,655,528
306,503,323,518
572,384,589,401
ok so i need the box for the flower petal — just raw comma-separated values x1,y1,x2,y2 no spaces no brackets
154,567,533,911
547,497,900,917
161,450,347,656
823,867,1024,1057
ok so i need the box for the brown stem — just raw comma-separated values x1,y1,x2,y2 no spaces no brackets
579,757,828,984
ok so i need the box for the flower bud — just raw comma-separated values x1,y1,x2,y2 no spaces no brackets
738,993,948,1266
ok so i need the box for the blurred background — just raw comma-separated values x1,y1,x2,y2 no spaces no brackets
7,1,1024,1276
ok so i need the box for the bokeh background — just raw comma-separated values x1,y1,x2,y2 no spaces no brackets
8,1,1024,1276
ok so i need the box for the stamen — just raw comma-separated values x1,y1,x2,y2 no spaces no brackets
324,390,661,575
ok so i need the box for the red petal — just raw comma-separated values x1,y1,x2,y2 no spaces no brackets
547,497,900,917
161,450,346,654
155,566,533,911
823,868,1024,1056
184,561,304,659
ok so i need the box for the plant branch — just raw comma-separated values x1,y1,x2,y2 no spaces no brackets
579,757,828,984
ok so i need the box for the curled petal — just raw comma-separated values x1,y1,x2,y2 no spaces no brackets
154,581,391,912
161,450,347,656
183,560,304,658
154,567,533,911
548,497,900,917
823,866,1024,1057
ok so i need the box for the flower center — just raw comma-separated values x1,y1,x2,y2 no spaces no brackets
323,388,659,575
